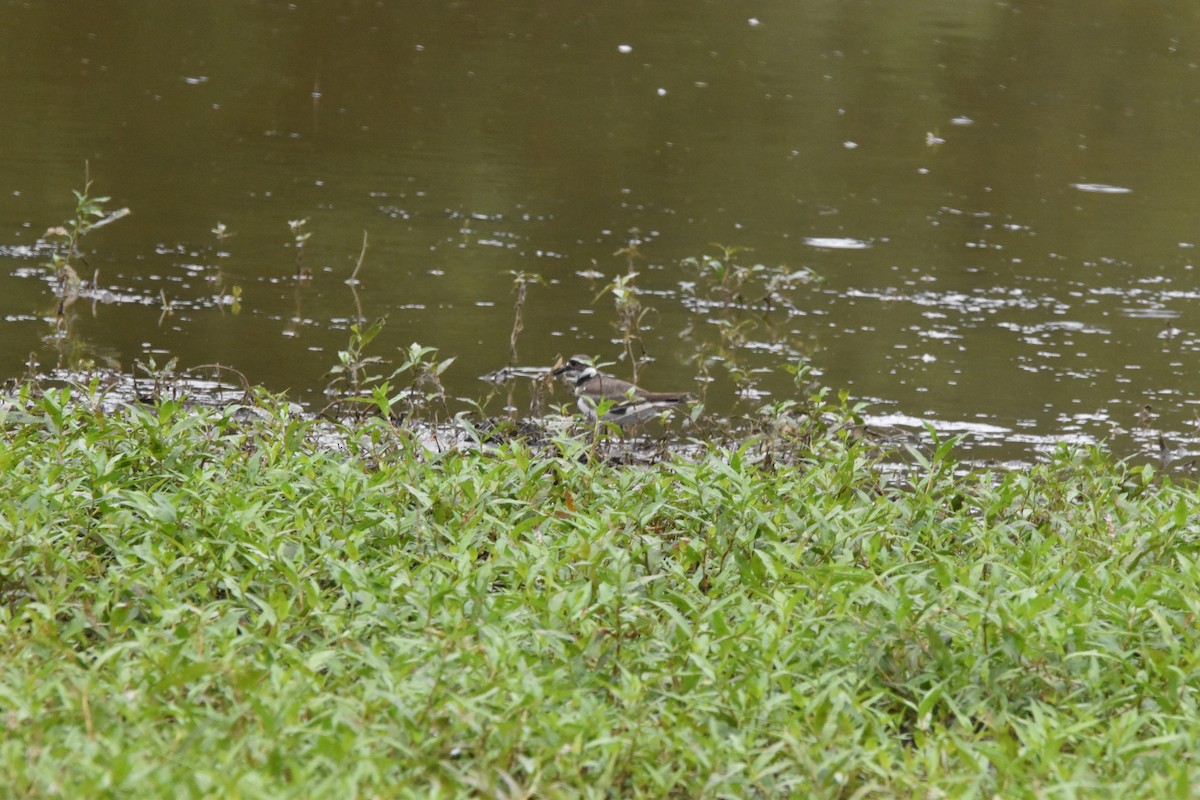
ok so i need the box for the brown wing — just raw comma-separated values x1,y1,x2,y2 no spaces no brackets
592,374,640,401
595,375,688,404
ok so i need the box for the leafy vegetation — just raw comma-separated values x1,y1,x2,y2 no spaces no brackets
40,168,130,329
2,381,1199,798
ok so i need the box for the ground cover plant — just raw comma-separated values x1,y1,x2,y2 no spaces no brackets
2,382,1200,798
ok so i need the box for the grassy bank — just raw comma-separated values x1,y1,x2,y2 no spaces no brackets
2,384,1199,798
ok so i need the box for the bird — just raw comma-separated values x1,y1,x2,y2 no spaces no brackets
552,355,691,428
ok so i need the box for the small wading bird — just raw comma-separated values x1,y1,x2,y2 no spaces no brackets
552,355,691,428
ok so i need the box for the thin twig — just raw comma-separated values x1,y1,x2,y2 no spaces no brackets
348,230,368,285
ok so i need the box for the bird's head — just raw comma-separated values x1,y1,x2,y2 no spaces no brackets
552,354,598,382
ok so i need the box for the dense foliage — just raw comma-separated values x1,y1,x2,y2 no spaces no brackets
2,386,1198,798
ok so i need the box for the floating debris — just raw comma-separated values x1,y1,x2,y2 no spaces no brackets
478,364,553,384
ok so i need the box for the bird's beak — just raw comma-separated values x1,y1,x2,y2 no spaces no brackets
548,355,566,378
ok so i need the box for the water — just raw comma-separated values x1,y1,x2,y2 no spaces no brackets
3,0,1200,464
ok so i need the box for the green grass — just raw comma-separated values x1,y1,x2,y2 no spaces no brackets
2,384,1199,798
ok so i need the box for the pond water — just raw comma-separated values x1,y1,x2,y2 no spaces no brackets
3,0,1200,464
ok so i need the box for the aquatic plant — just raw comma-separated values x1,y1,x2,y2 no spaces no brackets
388,341,456,421
323,317,387,410
40,167,129,325
321,319,455,426
597,269,651,386
681,243,819,311
287,217,313,280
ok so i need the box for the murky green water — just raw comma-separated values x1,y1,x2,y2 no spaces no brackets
3,1,1200,462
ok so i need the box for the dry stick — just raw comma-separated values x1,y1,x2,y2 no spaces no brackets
346,231,368,326
506,380,518,420
348,282,364,328
184,363,255,403
510,278,527,364
348,230,368,285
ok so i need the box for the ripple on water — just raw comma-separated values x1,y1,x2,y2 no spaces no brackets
1118,307,1179,320
1070,183,1132,194
0,244,39,259
866,412,1010,436
845,287,1068,315
803,237,872,250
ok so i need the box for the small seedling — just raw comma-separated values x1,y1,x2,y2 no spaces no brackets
324,317,388,403
41,166,130,324
596,271,651,385
388,342,456,421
